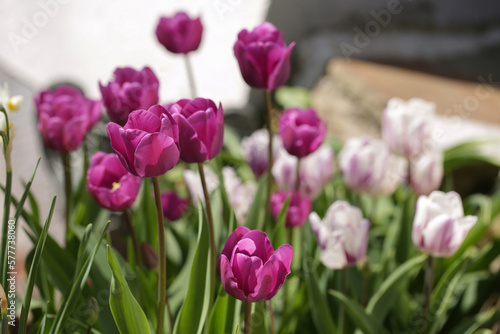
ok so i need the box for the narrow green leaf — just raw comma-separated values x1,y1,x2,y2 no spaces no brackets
14,157,41,222
107,246,151,334
207,290,241,334
444,139,500,173
329,290,389,334
270,196,291,247
19,196,56,334
245,174,268,230
449,309,500,334
173,204,212,334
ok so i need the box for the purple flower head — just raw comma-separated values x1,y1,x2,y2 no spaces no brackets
156,12,203,54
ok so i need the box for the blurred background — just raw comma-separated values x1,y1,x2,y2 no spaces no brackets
1,0,500,272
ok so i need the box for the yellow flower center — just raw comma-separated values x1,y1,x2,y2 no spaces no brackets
111,182,121,191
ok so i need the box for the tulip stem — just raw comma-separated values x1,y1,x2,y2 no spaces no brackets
124,209,141,267
267,300,276,334
184,54,198,98
61,152,72,245
244,301,252,334
198,163,217,308
152,177,173,333
264,90,273,231
338,268,347,334
295,158,301,191
423,256,435,329
0,170,12,287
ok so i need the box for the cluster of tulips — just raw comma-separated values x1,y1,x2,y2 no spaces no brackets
0,9,488,334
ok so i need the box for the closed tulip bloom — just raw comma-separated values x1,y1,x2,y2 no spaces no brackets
141,242,159,270
161,191,189,221
156,12,203,54
233,22,295,91
242,129,283,178
339,137,406,196
382,98,435,159
412,191,477,257
87,152,141,211
279,108,326,158
223,167,257,225
218,226,293,302
184,166,219,207
106,105,180,178
270,191,312,228
309,201,370,269
166,98,224,163
99,67,159,126
410,151,443,195
34,85,102,152
272,145,335,199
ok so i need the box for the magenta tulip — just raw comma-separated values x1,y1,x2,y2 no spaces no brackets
86,152,141,211
309,201,370,269
155,12,203,54
234,22,295,91
106,105,180,178
412,191,477,257
270,191,312,228
166,98,224,163
99,67,159,126
218,227,293,302
161,191,189,221
34,85,102,152
279,108,326,158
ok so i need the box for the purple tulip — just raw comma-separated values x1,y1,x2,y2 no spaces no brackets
223,167,257,225
34,85,102,152
141,242,159,270
86,152,141,211
218,226,293,302
382,97,435,159
166,98,224,163
410,150,443,195
270,191,312,228
161,191,189,221
412,191,477,257
339,137,406,196
155,12,203,54
272,145,335,199
99,67,159,126
106,105,180,178
309,201,370,269
233,22,295,91
279,108,326,158
242,129,283,178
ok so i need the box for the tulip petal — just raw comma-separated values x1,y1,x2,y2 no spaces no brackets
219,255,247,302
107,123,137,175
173,114,207,163
259,244,293,300
221,226,251,259
231,253,262,296
320,231,348,269
235,230,275,262
268,43,294,90
125,109,161,133
133,133,180,177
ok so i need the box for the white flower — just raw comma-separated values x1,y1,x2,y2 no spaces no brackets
0,83,23,150
223,167,257,225
184,166,219,207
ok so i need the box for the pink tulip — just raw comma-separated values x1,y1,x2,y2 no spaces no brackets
309,201,370,269
218,227,293,302
382,98,435,159
412,191,477,257
34,85,102,152
99,67,159,126
410,151,443,195
106,105,180,178
86,152,141,211
166,98,224,163
161,191,189,221
270,191,312,228
233,22,294,91
155,12,203,54
223,167,257,225
279,108,326,158
242,129,283,178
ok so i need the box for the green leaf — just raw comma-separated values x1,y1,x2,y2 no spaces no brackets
173,204,212,334
107,246,151,334
19,196,56,334
14,157,41,222
329,290,389,334
245,174,268,230
449,309,500,334
366,254,427,320
50,221,110,333
223,126,244,160
444,139,500,173
275,86,311,109
270,196,291,247
207,290,241,334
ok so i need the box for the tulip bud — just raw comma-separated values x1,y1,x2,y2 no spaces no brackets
270,191,312,228
309,201,370,269
106,105,180,178
410,150,443,195
382,97,435,159
279,108,327,158
84,297,99,326
233,22,295,91
218,227,293,302
141,242,159,270
161,191,189,221
242,129,283,178
34,85,102,152
166,98,224,163
412,191,477,257
99,67,159,126
156,12,203,54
